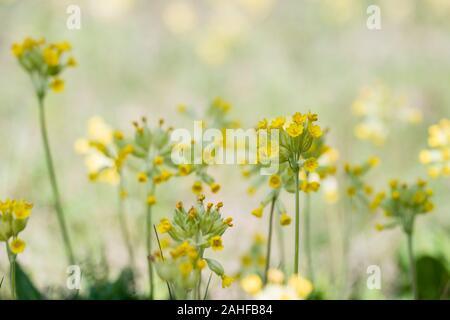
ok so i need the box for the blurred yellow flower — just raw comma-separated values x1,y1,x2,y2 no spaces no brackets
280,212,291,226
221,274,234,288
163,1,197,35
157,218,172,233
288,274,313,299
304,158,318,172
50,78,64,93
268,174,281,189
252,206,263,218
10,238,26,254
241,274,263,295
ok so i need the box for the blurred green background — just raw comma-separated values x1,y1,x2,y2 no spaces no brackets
0,0,449,299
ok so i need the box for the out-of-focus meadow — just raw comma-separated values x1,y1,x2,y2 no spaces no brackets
0,0,449,299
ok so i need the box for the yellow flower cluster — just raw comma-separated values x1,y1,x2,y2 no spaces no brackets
155,196,234,296
75,117,134,186
344,156,380,205
418,118,449,178
0,199,32,254
372,178,434,234
12,37,76,95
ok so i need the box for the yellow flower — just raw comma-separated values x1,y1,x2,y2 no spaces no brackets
210,182,221,193
157,218,172,233
137,172,148,183
178,164,192,176
286,123,303,137
247,186,256,195
268,268,285,284
257,118,268,130
268,174,281,189
146,195,157,206
43,47,59,66
375,223,384,232
12,201,33,220
240,274,262,295
254,233,265,244
389,179,398,189
252,206,263,218
364,185,373,195
197,259,207,270
188,207,197,219
347,186,356,196
288,274,313,299
158,169,171,181
10,238,26,254
221,274,234,288
270,117,285,129
304,158,318,172
50,78,65,92
307,112,318,122
210,236,224,251
292,112,306,124
67,56,77,67
11,43,23,57
392,191,400,200
308,125,322,138
224,217,233,227
179,261,193,277
192,181,203,194
153,156,164,166
368,156,380,167
55,41,71,52
280,212,291,226
153,175,163,184
423,201,434,213
428,166,441,178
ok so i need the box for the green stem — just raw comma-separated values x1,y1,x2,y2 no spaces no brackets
117,176,135,268
342,197,353,298
294,170,300,274
264,196,276,284
203,273,213,300
146,202,154,299
407,232,418,300
6,243,16,300
276,215,286,274
153,225,174,300
38,96,75,265
304,192,314,282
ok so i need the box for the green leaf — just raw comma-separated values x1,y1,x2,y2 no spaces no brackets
416,256,450,300
15,262,44,300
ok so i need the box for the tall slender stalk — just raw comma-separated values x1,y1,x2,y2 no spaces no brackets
38,95,75,265
294,170,300,274
304,193,314,282
276,214,286,273
145,180,156,299
153,225,173,300
263,196,276,284
117,174,135,267
6,243,16,300
407,232,418,300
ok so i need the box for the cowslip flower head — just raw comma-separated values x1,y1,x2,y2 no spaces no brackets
12,37,76,96
154,196,234,297
372,178,434,234
0,199,32,254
